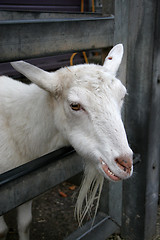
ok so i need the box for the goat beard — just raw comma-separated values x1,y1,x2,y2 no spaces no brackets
75,162,104,226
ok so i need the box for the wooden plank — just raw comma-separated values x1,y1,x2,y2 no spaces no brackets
114,1,160,239
0,16,114,62
0,148,83,215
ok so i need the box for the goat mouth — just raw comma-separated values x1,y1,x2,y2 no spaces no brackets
100,160,121,181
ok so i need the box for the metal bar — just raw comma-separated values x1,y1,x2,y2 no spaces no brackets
0,146,74,187
114,0,129,86
65,212,119,240
102,0,114,15
0,16,114,24
0,148,83,216
99,179,122,227
0,15,114,62
116,0,160,239
0,11,110,21
97,1,123,229
144,0,160,238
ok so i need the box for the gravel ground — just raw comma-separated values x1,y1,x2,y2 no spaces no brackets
5,182,160,240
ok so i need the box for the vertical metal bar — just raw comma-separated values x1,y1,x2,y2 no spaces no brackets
99,0,122,227
145,1,160,238
101,0,114,63
102,0,114,15
114,0,129,86
114,0,160,239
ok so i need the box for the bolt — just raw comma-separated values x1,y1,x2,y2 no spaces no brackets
152,164,156,170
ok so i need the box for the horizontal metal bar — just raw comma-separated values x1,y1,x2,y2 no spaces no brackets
0,146,75,187
65,212,119,240
0,11,111,21
0,148,83,215
0,16,114,62
0,15,114,25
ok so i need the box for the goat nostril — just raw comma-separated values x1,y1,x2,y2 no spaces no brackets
115,156,132,174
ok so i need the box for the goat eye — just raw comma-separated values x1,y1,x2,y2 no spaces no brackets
70,103,81,111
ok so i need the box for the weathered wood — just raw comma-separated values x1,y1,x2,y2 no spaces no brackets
0,15,114,62
115,1,160,239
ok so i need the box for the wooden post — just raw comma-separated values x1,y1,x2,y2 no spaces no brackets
114,0,160,239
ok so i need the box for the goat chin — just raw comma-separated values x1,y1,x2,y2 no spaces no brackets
75,163,104,225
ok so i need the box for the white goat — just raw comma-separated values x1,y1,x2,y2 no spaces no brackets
0,44,133,240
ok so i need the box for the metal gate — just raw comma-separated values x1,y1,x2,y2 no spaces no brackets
0,1,160,239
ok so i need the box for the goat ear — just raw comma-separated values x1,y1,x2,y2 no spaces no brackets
103,44,124,76
11,61,55,92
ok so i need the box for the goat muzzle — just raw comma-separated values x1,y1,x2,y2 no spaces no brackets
115,155,133,175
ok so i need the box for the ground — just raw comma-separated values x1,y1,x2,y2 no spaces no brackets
5,181,160,240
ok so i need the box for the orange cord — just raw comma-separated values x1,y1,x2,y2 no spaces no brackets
70,0,95,66
82,51,89,64
70,52,78,66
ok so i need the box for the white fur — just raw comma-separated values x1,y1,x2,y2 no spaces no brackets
0,44,133,240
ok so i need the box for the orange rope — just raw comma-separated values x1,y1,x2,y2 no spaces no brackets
70,0,95,66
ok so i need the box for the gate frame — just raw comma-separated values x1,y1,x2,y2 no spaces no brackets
0,1,160,239
114,1,160,240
